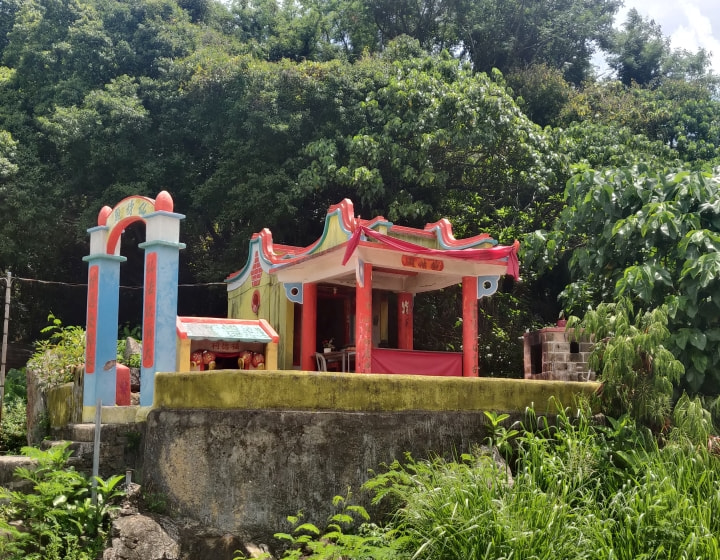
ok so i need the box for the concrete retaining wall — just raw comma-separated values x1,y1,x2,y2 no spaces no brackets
143,370,600,545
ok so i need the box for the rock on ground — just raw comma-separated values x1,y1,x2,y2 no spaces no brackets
103,514,180,560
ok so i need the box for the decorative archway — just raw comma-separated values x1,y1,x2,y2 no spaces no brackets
83,191,185,416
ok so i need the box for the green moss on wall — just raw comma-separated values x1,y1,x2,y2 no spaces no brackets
155,370,600,413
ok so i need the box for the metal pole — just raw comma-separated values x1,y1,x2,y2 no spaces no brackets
0,271,12,425
92,398,102,505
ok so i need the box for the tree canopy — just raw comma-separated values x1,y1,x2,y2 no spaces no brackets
0,0,719,394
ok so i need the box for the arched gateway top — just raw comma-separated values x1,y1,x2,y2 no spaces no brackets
84,190,185,417
98,191,175,255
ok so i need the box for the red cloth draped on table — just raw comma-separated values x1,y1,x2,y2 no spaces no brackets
342,226,520,279
371,348,462,376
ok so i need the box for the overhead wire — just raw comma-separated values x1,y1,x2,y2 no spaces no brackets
7,276,227,289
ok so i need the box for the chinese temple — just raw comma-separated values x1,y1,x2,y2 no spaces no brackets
226,199,519,377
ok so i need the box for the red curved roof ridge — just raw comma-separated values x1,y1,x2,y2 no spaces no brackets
328,198,394,232
327,198,358,232
423,219,493,248
225,199,508,284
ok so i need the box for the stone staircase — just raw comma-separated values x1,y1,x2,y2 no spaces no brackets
41,425,98,473
0,422,145,489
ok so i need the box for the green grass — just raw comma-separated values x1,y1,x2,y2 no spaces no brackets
264,403,720,560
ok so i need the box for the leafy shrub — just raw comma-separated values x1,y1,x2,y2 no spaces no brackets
118,323,142,341
1,398,27,453
4,368,27,400
116,339,141,369
568,298,684,431
670,391,714,446
26,314,85,389
0,442,124,559
141,490,168,514
1,369,28,453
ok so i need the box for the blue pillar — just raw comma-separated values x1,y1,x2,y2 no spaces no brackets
83,228,126,408
138,211,185,406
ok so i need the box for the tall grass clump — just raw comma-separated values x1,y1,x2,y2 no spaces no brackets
269,402,720,559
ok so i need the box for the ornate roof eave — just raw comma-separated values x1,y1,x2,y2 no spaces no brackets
271,240,512,294
225,199,511,292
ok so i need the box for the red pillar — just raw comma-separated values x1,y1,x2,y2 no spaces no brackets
398,292,414,350
462,276,479,377
355,262,373,373
301,282,318,371
115,363,131,406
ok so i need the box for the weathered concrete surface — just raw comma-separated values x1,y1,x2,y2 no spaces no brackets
144,408,496,545
153,369,599,412
40,367,597,552
0,456,35,491
144,370,599,546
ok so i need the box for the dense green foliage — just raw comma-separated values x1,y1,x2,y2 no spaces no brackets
569,299,684,430
0,0,719,393
528,165,720,393
26,314,85,388
0,442,125,559
245,405,720,559
0,368,27,452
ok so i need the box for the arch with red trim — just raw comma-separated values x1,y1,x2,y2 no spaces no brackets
83,191,185,418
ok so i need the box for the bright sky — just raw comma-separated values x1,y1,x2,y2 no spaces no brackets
618,0,720,74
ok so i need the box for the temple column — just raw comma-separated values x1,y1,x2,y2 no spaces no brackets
83,242,126,411
138,209,185,407
300,282,317,371
355,261,373,373
397,292,414,350
462,276,479,377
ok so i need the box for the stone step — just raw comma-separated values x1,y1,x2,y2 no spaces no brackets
40,439,96,471
41,439,94,456
0,456,36,491
66,423,99,442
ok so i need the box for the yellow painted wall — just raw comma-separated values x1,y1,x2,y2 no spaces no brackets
228,274,293,369
154,369,600,414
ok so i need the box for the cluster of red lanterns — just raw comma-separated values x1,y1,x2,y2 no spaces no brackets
190,349,265,371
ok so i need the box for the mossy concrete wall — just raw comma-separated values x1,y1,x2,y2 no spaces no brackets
47,382,75,429
144,370,600,545
153,369,597,412
45,367,83,430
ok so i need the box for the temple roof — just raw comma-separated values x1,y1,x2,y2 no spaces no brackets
226,199,518,294
176,316,279,343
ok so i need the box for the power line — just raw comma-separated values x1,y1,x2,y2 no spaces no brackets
8,276,227,289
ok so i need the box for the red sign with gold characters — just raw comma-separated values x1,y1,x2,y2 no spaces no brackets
143,252,157,368
401,254,444,271
85,265,99,374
